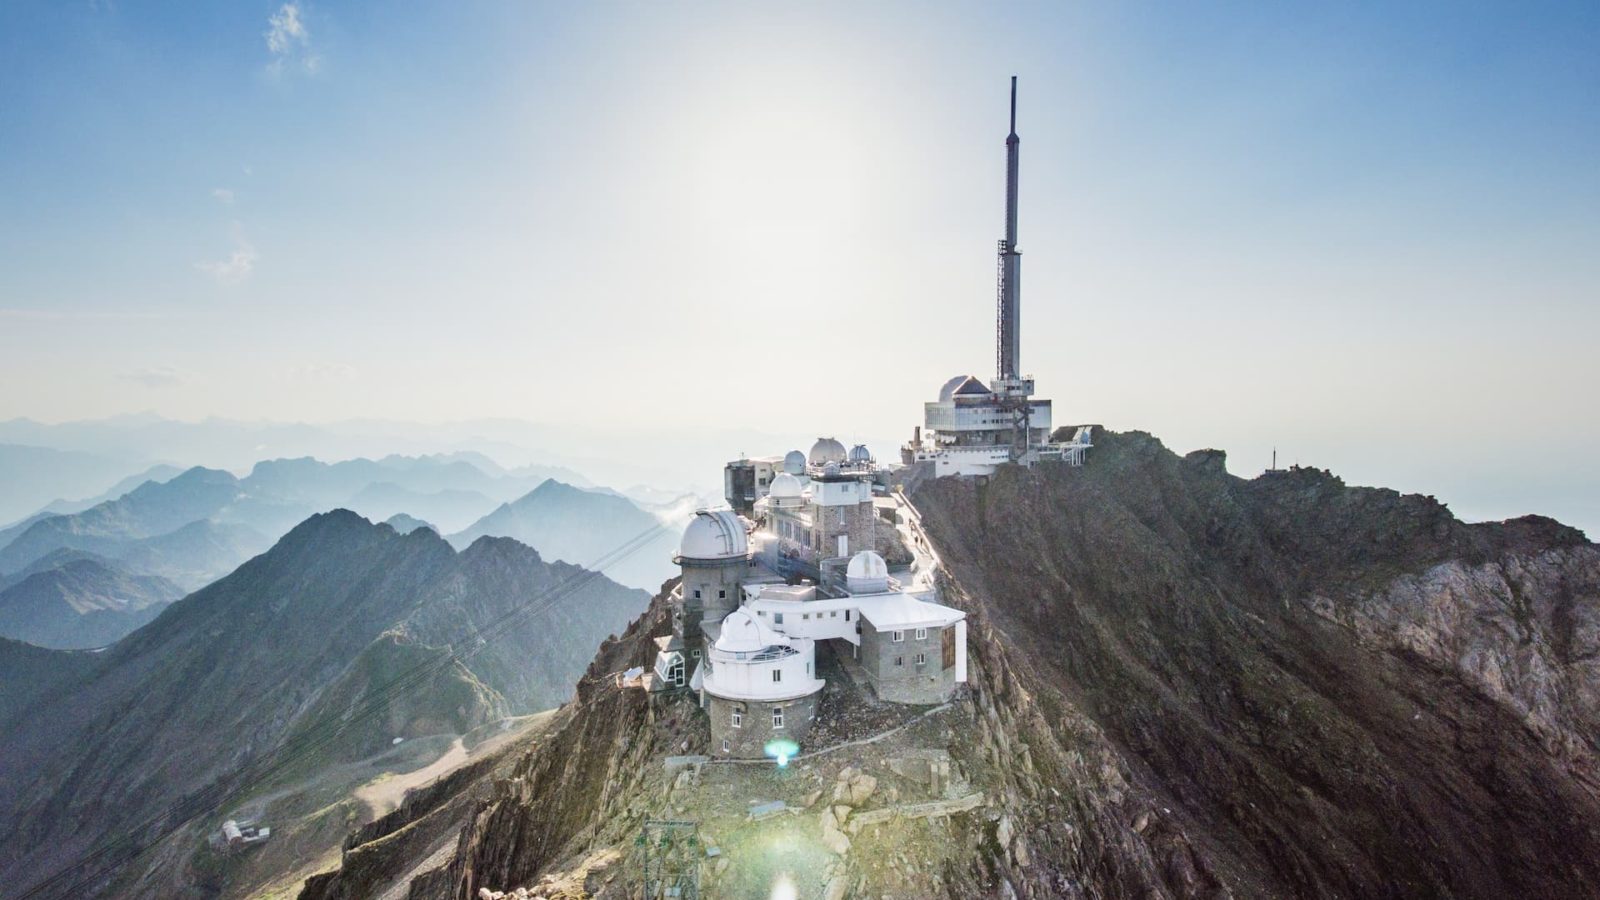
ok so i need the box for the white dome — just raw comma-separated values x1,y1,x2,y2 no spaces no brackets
783,450,806,475
808,437,847,466
678,508,748,561
848,444,873,464
715,609,781,653
769,472,803,499
846,550,890,593
939,374,989,402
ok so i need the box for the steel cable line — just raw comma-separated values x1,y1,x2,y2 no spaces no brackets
18,518,673,900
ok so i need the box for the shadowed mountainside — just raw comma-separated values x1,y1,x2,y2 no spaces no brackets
0,510,650,899
299,429,1599,900
0,555,183,649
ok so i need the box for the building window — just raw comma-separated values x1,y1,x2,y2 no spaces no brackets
718,589,726,599
722,739,730,752
802,613,810,620
693,589,701,600
732,709,743,728
894,656,904,667
891,630,904,642
915,652,926,665
915,628,927,640
773,708,784,729
772,669,782,683
845,610,851,621
774,612,784,625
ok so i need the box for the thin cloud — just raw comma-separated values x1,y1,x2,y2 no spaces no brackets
121,366,191,388
287,362,358,381
211,187,235,205
265,3,319,74
195,228,258,285
0,308,176,322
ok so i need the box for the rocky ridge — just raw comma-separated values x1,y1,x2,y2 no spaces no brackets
299,429,1600,899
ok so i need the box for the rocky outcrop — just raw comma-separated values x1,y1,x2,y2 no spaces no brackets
913,430,1600,897
301,429,1600,899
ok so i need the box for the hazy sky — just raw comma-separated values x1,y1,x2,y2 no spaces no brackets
1,2,1597,530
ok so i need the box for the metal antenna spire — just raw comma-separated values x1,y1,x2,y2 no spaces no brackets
996,76,1022,382
1009,75,1017,135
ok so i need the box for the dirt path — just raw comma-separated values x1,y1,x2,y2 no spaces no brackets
352,712,557,819
353,738,469,818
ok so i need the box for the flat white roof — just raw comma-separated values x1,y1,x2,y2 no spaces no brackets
852,591,965,629
742,586,964,630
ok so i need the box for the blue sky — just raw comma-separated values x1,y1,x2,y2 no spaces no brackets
1,2,1597,530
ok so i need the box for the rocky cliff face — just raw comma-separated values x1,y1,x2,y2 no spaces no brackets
299,430,1600,900
907,430,1600,898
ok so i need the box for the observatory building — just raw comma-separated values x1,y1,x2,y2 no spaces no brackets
903,76,1093,477
654,438,967,759
649,79,1090,759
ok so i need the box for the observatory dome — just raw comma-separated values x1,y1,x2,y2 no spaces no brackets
848,444,873,464
846,550,890,594
783,450,807,475
768,472,804,499
678,508,748,561
938,375,990,402
714,609,780,653
808,437,847,466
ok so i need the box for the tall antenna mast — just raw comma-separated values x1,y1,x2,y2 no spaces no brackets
996,76,1022,381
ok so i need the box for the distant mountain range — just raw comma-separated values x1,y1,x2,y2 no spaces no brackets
0,555,183,650
449,479,681,592
0,510,650,897
0,445,692,648
0,444,158,526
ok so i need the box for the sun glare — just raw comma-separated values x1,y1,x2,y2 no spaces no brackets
770,872,798,900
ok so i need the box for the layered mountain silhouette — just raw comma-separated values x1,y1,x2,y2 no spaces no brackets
0,510,649,898
0,554,183,649
0,456,669,640
0,444,156,526
449,479,681,592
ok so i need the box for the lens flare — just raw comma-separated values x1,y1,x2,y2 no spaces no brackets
764,738,799,767
770,872,798,900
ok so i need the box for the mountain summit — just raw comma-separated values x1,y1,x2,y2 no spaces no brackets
449,479,679,592
0,509,649,898
304,430,1599,899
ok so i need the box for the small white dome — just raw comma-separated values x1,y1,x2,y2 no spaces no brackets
715,609,781,653
808,437,847,466
848,444,872,464
938,374,989,402
769,472,803,499
678,508,748,561
783,450,806,475
846,550,890,593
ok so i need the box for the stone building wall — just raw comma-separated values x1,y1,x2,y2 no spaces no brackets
812,499,879,561
707,691,819,759
678,559,748,641
860,619,959,704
